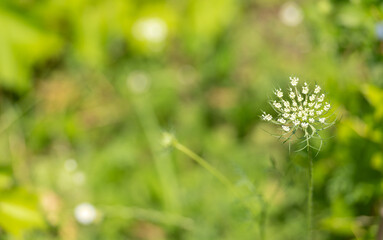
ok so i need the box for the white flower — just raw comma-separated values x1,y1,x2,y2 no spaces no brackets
262,112,273,121
262,76,335,154
302,82,309,94
290,76,299,86
309,110,315,116
273,101,282,108
278,118,286,124
324,102,331,111
282,125,290,132
74,203,97,225
298,111,303,118
274,88,283,98
162,132,175,147
262,76,334,144
318,94,325,102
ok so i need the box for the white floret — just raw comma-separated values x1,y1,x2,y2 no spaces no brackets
290,77,299,86
278,118,286,124
262,112,273,121
302,82,309,94
293,120,300,125
273,101,282,108
282,125,290,131
274,88,283,98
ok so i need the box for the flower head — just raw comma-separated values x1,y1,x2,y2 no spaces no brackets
261,76,336,154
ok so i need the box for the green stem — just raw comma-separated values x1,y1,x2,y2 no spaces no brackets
308,148,313,240
259,199,267,240
173,141,238,197
102,205,194,230
172,140,265,240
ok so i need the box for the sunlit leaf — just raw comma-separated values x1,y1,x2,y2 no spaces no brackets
0,7,62,92
0,188,45,236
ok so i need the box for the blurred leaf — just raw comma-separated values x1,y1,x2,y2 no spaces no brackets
0,7,62,92
337,5,365,28
0,188,45,236
321,216,354,235
188,0,237,38
362,84,383,120
0,172,12,190
371,152,383,172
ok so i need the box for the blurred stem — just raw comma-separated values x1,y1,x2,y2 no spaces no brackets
3,106,35,186
172,139,265,240
377,204,383,240
259,198,267,240
173,140,237,196
308,147,313,240
132,95,180,212
102,205,194,230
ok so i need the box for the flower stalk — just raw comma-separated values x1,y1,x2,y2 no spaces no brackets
261,76,336,240
308,147,313,240
163,133,267,239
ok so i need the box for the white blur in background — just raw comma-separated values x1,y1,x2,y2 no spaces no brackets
132,17,168,43
64,159,77,172
73,171,86,186
279,2,303,27
74,203,97,225
127,71,150,94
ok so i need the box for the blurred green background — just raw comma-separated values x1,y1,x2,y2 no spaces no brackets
0,0,383,239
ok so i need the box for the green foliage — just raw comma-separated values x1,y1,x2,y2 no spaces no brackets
0,8,62,92
0,188,45,237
